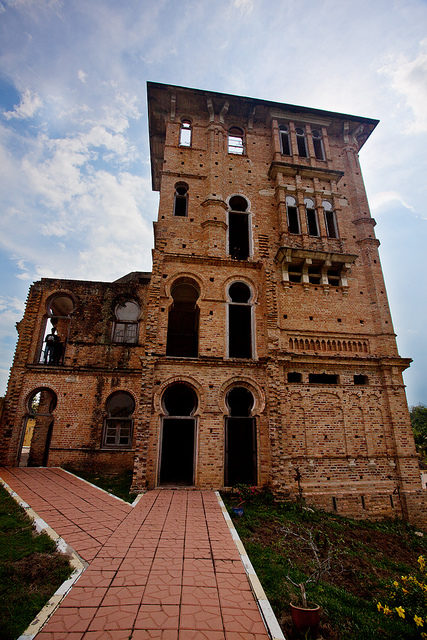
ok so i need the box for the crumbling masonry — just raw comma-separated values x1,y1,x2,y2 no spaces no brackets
1,83,426,528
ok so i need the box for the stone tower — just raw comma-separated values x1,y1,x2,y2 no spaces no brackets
0,82,425,528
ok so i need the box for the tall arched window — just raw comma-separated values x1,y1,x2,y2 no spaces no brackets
103,391,135,448
225,386,257,486
174,182,188,217
166,278,200,357
228,127,244,155
312,129,325,160
286,195,300,234
112,300,140,343
40,294,75,365
279,124,291,155
160,382,198,485
305,198,319,236
179,119,192,147
296,127,308,157
228,281,253,359
228,195,250,260
323,200,339,238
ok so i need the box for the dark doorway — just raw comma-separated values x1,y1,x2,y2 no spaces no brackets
166,280,200,357
228,195,250,260
224,387,257,486
19,388,57,467
159,383,197,486
228,282,252,359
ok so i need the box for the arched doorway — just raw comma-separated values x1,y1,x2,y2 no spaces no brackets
159,383,198,485
225,386,257,486
39,293,75,365
19,388,57,467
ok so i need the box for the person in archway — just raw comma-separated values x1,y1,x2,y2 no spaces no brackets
44,327,61,365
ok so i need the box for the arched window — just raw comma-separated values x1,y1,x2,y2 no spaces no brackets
228,281,253,359
279,124,291,155
112,300,140,344
103,391,135,448
312,129,325,160
305,198,319,236
228,195,250,260
174,182,188,217
40,294,75,365
166,279,200,357
160,382,198,485
323,200,338,238
228,127,244,155
225,386,257,486
286,195,300,234
20,388,57,467
179,119,192,147
295,127,308,158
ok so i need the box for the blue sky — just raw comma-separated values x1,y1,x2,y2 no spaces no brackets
0,0,426,405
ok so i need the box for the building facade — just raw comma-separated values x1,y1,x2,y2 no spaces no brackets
1,82,425,527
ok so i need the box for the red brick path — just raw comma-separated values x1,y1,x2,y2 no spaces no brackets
1,468,271,639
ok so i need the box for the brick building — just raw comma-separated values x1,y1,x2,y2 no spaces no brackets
1,82,425,527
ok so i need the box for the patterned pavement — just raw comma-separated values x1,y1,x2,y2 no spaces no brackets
0,468,273,640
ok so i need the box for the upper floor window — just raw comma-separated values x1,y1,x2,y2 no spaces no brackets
174,182,188,217
286,196,300,234
295,127,308,158
40,293,75,365
323,201,338,238
166,278,200,358
228,281,253,359
304,198,319,236
228,195,250,260
103,391,135,448
228,127,244,155
112,301,140,344
179,119,192,147
279,125,291,155
312,129,325,160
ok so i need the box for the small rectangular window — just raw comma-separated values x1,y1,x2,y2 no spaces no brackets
288,263,303,283
103,419,133,448
327,268,341,286
287,206,300,234
309,373,338,384
306,208,319,236
308,266,321,284
296,127,308,158
280,126,291,155
287,372,302,383
354,375,368,385
325,210,338,238
113,322,138,344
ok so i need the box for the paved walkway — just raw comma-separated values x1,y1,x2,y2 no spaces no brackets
1,468,272,640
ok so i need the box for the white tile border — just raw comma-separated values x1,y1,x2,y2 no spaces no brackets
0,476,87,640
215,491,286,640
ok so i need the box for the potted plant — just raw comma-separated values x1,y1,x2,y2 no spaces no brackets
283,527,337,638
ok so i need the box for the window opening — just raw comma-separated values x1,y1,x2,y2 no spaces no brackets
296,127,308,158
354,375,368,385
225,386,257,486
309,373,338,384
19,388,57,467
166,279,200,357
312,129,325,160
179,120,192,147
305,198,319,236
228,196,250,260
288,261,303,283
174,182,188,217
103,391,135,448
279,125,291,155
308,264,322,284
112,300,140,344
286,196,300,234
40,294,75,365
287,372,302,383
160,383,197,486
228,127,244,155
228,282,253,359
323,201,338,238
327,267,341,286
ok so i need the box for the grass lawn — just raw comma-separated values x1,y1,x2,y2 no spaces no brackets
63,466,138,503
222,491,427,640
0,485,72,640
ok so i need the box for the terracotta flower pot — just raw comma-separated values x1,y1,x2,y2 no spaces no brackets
290,602,321,637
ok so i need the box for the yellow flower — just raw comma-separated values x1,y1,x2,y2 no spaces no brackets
377,602,383,612
401,576,408,582
393,581,399,588
414,615,424,628
395,606,405,619
383,605,392,616
402,588,408,594
418,555,425,571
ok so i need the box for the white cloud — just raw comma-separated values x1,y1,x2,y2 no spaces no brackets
370,190,415,213
77,69,87,83
379,39,427,133
233,0,253,14
3,89,42,120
